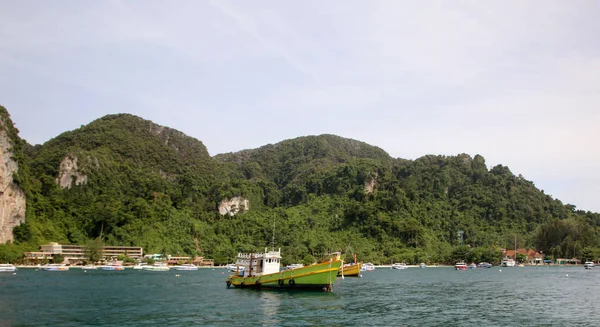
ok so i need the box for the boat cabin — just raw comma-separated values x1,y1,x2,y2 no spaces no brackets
234,248,282,277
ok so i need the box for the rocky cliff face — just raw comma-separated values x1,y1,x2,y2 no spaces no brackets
218,197,249,216
55,155,88,189
0,128,26,244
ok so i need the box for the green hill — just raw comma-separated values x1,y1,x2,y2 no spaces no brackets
1,107,599,265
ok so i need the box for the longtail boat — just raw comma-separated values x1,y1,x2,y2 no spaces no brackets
338,253,362,277
226,248,342,292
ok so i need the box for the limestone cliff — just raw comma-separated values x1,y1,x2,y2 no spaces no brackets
55,155,88,189
0,117,26,244
218,197,249,216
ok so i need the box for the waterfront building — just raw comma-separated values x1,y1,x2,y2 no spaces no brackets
24,242,143,263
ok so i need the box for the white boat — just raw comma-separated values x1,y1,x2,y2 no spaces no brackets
477,262,492,268
41,264,69,271
361,262,375,271
419,263,426,268
142,263,170,271
391,263,408,270
98,264,125,271
468,263,477,269
284,263,304,270
132,263,147,270
82,265,97,270
0,264,16,272
584,261,595,269
170,264,198,271
226,263,245,273
501,258,516,267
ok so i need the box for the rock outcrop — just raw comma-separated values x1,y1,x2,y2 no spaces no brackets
55,155,88,189
0,128,26,244
218,197,249,216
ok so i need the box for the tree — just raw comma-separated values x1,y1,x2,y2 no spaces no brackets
52,253,64,264
85,238,104,263
516,253,527,263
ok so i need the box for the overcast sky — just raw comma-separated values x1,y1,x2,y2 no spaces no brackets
1,1,599,212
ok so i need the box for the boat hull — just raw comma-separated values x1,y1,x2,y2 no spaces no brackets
227,260,342,292
338,262,362,277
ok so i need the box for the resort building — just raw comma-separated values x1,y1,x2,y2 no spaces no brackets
24,242,143,263
503,248,544,265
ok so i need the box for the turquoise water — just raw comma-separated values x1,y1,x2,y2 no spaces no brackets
0,266,599,326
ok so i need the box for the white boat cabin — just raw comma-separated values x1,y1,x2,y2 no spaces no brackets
234,248,282,277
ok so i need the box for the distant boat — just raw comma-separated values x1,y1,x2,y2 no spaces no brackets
361,263,376,271
226,248,342,292
170,264,198,271
82,265,97,270
468,263,477,269
41,264,69,271
132,263,147,270
142,263,170,271
391,263,408,270
284,263,304,271
501,258,516,267
0,264,16,272
455,261,468,270
476,262,492,268
98,264,125,271
419,263,426,268
584,261,595,269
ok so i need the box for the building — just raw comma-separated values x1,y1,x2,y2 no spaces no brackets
24,242,143,263
503,248,544,265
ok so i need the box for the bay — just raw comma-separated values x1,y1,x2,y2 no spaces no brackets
0,266,598,326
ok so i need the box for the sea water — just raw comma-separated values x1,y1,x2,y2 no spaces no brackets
0,266,598,326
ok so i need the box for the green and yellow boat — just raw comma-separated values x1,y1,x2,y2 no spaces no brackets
338,253,362,277
226,248,342,292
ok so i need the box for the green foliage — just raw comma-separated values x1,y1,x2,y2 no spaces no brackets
85,238,104,263
1,106,597,266
52,253,64,264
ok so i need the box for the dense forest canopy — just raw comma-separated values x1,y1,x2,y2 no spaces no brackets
1,106,599,265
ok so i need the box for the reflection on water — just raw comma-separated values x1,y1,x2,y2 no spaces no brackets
260,291,280,326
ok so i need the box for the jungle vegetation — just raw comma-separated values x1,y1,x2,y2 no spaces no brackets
1,106,599,265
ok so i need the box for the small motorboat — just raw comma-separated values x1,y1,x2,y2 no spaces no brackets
0,264,17,272
468,263,477,269
476,262,492,268
41,264,69,271
98,264,125,271
419,263,426,268
455,261,468,271
584,261,595,269
391,263,408,270
361,262,376,271
170,264,198,271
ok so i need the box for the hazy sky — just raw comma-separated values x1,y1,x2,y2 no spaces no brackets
1,1,599,212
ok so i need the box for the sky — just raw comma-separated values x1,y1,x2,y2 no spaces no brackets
1,1,599,212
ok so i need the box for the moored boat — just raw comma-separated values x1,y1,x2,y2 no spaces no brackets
132,263,147,270
170,264,198,271
0,264,17,272
468,263,477,269
284,263,304,270
338,254,362,277
419,263,426,268
82,264,97,270
455,261,467,270
98,264,125,271
41,264,69,271
226,248,342,292
584,261,595,269
476,262,492,268
391,263,408,270
142,263,170,271
501,258,516,267
361,262,376,271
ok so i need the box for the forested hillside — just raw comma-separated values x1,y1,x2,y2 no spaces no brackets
1,107,599,265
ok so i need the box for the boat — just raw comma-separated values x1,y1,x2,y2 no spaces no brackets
455,261,468,270
517,263,525,267
361,262,376,271
391,263,408,270
98,264,125,271
170,264,198,271
476,262,492,268
41,264,69,271
468,263,477,269
584,261,595,269
338,253,362,277
81,264,97,270
226,263,245,274
0,264,16,272
132,263,147,270
142,263,170,271
284,263,304,270
226,248,342,292
419,263,426,268
501,258,516,267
